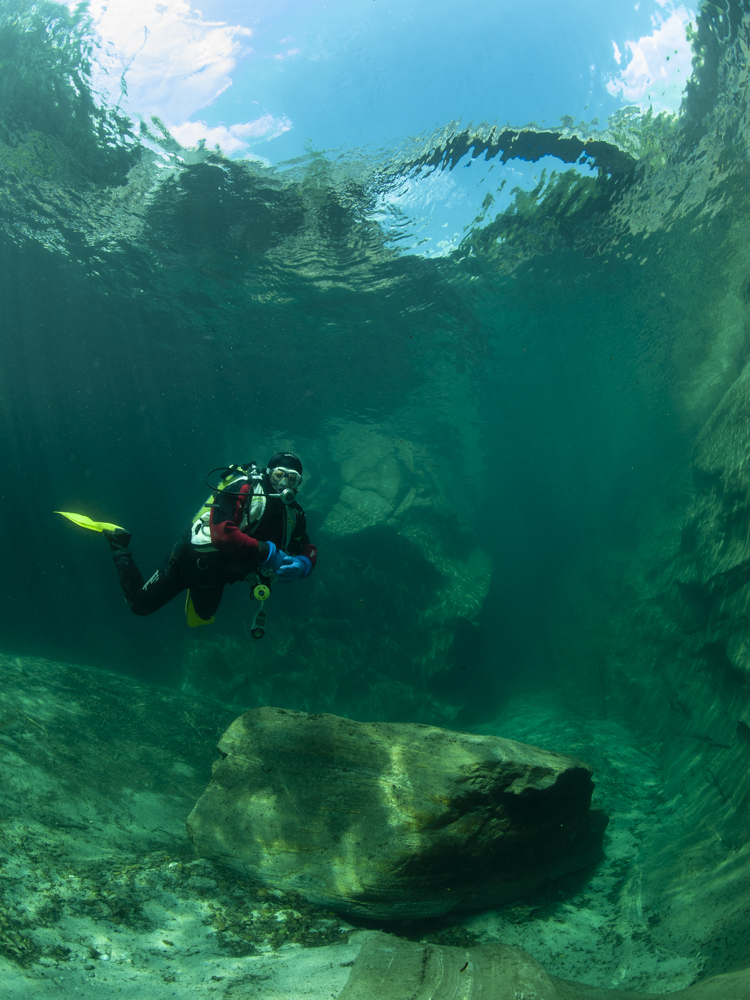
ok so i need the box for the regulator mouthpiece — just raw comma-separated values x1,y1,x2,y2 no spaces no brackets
278,488,296,505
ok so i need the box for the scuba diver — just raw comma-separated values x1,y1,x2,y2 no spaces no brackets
58,453,316,634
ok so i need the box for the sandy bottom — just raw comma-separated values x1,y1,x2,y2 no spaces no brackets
0,654,707,997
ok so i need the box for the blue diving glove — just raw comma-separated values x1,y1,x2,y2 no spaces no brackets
275,555,312,582
263,542,288,572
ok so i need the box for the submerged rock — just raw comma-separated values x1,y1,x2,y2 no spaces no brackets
186,707,607,919
338,932,750,1000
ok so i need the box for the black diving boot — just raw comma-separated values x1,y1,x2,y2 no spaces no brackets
102,528,145,608
102,527,132,561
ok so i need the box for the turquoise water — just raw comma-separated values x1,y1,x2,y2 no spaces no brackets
2,0,750,994
1,1,736,719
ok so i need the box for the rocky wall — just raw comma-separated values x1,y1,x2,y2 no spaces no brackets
549,362,750,977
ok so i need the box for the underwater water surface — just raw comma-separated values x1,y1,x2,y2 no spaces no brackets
2,0,750,996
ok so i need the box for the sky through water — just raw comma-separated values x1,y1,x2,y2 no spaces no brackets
59,0,699,256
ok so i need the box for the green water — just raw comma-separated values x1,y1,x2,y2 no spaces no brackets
2,0,750,993
1,1,744,723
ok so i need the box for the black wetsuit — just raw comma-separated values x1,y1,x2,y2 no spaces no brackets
111,475,316,619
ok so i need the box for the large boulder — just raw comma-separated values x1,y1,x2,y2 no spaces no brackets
186,707,608,919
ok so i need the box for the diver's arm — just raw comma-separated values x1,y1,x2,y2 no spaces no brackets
299,541,317,568
209,479,271,562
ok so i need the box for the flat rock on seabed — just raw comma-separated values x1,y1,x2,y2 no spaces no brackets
337,932,750,1000
187,707,608,919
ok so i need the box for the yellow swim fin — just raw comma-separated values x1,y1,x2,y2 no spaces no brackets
185,591,214,627
55,511,125,533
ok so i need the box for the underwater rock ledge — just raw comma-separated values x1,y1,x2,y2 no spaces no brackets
337,932,750,1000
186,707,608,919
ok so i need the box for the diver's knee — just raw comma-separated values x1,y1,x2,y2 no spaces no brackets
129,601,153,617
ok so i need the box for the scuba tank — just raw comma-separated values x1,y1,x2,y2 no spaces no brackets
190,463,266,551
191,463,299,554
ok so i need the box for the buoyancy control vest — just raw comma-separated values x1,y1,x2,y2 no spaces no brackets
189,464,297,554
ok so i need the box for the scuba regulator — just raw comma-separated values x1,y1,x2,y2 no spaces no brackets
250,583,270,639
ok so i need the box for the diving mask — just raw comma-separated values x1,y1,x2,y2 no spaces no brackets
269,466,302,503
